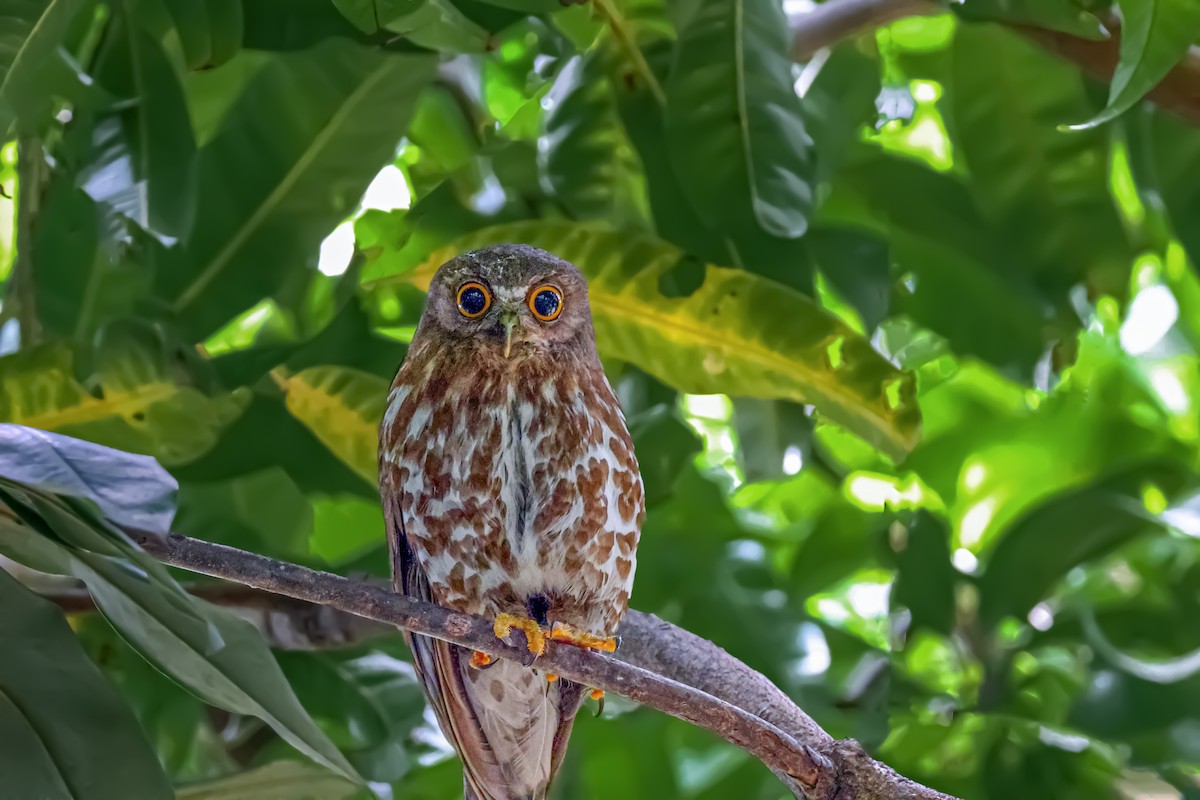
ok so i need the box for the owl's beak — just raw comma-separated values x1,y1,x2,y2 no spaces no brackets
499,309,519,358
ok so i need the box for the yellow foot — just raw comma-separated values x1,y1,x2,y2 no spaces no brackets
589,688,604,701
469,651,493,669
494,613,548,656
549,621,618,653
545,673,559,682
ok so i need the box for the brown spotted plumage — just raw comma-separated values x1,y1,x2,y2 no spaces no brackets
378,245,645,800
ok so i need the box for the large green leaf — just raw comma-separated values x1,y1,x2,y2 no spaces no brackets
946,24,1131,294
0,0,90,132
159,0,244,70
0,475,360,783
86,17,198,239
176,761,366,800
365,222,921,458
0,568,173,800
665,0,814,239
542,51,649,226
158,41,436,337
977,461,1191,629
1078,0,1200,128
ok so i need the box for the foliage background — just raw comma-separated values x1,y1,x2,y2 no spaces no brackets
2,0,1200,797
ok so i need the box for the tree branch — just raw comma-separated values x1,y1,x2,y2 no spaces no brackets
790,0,936,61
127,529,957,800
789,0,1200,127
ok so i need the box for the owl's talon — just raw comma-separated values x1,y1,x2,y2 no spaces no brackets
590,688,605,717
469,651,494,669
549,621,618,653
494,612,548,656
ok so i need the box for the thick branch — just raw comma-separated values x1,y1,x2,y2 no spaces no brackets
790,0,1200,127
130,529,957,800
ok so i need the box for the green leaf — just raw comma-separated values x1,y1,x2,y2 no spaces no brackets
0,0,91,132
383,0,491,53
87,17,198,239
0,485,361,784
542,51,649,226
665,0,814,238
154,0,244,70
281,366,387,484
945,24,1131,293
0,568,173,800
1075,0,1200,129
159,41,436,337
29,185,153,340
367,222,921,458
176,761,367,800
977,461,1190,629
891,512,957,637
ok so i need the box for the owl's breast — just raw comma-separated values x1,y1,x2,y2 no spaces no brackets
381,351,644,627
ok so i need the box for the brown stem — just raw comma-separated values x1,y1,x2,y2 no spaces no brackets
789,0,1200,127
127,529,957,800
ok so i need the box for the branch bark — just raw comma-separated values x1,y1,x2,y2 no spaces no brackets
789,0,1200,128
128,529,957,800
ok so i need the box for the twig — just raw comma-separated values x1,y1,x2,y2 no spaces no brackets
128,529,958,800
40,580,394,650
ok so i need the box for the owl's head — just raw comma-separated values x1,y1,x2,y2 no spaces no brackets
419,244,595,358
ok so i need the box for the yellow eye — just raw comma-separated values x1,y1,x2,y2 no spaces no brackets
528,285,563,321
456,282,491,318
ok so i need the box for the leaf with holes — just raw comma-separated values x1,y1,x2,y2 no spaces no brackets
364,222,920,458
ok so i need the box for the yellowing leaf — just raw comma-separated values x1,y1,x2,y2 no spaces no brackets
279,366,387,483
0,344,246,466
367,222,920,458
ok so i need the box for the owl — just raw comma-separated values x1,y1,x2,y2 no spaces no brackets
377,244,645,800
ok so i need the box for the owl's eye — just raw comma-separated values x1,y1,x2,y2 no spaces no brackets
456,282,491,318
528,285,563,321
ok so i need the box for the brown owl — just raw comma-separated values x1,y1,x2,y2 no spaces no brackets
377,244,645,800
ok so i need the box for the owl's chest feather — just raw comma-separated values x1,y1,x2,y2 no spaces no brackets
383,355,642,625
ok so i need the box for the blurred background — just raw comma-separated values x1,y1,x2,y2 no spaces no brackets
1,0,1200,798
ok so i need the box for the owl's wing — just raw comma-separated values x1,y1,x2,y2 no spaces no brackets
384,489,586,799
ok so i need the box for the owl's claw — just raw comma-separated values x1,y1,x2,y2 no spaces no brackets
549,621,618,653
493,613,548,656
590,688,606,717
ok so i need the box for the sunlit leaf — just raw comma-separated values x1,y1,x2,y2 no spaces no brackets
281,366,387,483
176,761,366,800
366,222,921,457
